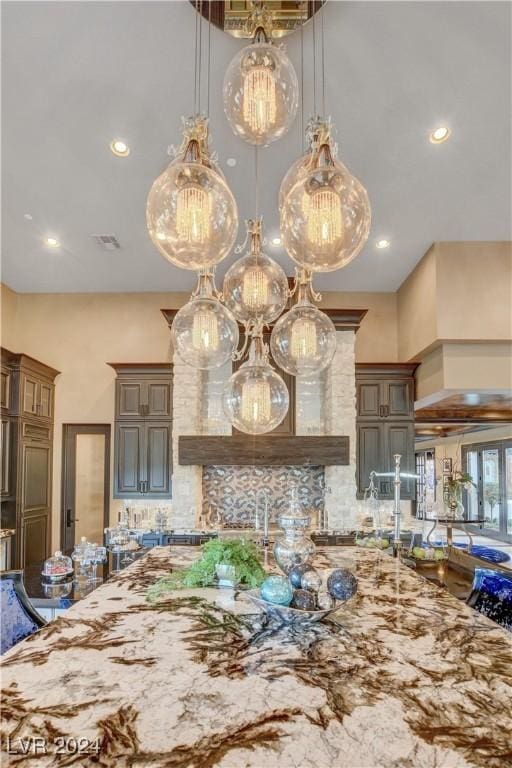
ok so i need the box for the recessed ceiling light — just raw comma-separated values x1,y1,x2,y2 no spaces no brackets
271,236,282,246
110,139,130,157
24,213,33,221
429,126,451,144
376,239,390,249
226,157,237,167
44,236,60,248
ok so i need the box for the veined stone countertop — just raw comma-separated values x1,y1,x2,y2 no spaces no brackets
1,547,511,767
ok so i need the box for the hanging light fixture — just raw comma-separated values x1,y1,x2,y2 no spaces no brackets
270,269,336,377
171,270,239,370
280,122,371,272
146,116,238,271
223,324,289,434
223,218,289,325
223,6,299,146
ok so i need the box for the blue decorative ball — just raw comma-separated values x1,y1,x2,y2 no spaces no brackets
327,569,358,601
288,564,310,589
260,575,293,606
291,589,317,611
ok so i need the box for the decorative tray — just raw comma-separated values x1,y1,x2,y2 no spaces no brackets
246,590,338,624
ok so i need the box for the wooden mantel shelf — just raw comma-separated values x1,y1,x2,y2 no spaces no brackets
162,308,368,332
179,435,349,466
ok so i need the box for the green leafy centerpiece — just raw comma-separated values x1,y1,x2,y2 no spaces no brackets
147,538,265,602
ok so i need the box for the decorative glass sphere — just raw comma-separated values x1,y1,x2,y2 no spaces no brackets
270,304,336,377
260,575,293,605
300,568,323,593
223,41,299,146
223,361,289,435
327,568,358,601
279,153,309,209
223,251,289,325
288,563,310,589
280,160,371,272
291,588,317,611
146,161,238,271
172,297,239,370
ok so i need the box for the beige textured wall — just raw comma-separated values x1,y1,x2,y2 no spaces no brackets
320,291,398,362
397,245,437,361
436,242,512,341
0,283,21,350
1,285,398,550
397,242,512,362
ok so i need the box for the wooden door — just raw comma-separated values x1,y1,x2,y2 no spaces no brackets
1,367,10,411
20,438,52,566
22,375,39,417
114,422,144,497
357,423,383,496
145,381,172,419
385,380,413,419
61,425,110,553
385,423,415,499
21,512,50,567
1,417,10,496
356,382,381,418
116,381,145,419
38,382,53,419
144,422,172,496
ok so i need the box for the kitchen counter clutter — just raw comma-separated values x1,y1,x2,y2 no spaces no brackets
1,546,511,767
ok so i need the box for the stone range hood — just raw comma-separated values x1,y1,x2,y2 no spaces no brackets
179,435,349,466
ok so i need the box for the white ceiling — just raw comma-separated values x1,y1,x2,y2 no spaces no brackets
2,1,510,294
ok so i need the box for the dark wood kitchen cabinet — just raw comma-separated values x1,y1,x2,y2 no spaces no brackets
356,363,418,499
109,364,173,499
1,348,59,567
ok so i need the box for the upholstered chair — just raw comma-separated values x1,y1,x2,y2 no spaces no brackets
1,570,46,654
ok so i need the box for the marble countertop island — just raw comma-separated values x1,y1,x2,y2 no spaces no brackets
1,546,511,768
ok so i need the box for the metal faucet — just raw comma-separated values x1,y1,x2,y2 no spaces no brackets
255,489,271,545
367,454,422,558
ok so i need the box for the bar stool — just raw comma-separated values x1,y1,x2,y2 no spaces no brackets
1,570,46,654
467,567,512,631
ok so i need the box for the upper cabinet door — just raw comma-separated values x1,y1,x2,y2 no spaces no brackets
117,381,144,418
22,375,39,417
145,381,172,419
38,382,54,419
357,382,382,418
145,422,172,496
1,368,10,412
385,380,413,419
385,423,416,498
114,423,144,497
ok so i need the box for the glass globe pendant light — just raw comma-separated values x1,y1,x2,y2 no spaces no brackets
223,219,289,325
271,269,336,377
223,9,298,146
171,270,239,370
280,122,371,272
223,326,289,434
146,116,238,271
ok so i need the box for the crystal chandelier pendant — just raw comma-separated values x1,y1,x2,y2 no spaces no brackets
223,13,298,147
171,270,239,370
146,116,238,270
223,218,289,325
223,329,289,435
280,121,371,272
270,270,336,377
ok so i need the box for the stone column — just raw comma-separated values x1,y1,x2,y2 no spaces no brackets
170,352,203,529
324,330,358,530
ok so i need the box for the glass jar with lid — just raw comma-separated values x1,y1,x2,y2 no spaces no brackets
42,551,73,583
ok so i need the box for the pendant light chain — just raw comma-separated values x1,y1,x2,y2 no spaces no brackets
300,19,304,152
207,0,211,117
254,145,260,219
198,0,203,114
321,1,326,117
193,0,199,115
312,3,317,117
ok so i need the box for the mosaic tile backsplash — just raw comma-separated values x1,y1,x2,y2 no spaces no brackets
202,465,325,528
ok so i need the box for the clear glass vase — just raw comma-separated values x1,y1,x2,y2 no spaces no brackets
273,510,315,574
